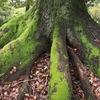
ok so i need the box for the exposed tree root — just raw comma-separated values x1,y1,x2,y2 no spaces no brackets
6,59,34,82
0,9,32,48
68,48,96,100
0,0,100,99
6,68,26,82
17,67,32,100
47,22,73,100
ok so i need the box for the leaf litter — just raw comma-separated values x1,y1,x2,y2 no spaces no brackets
0,52,100,100
0,52,50,100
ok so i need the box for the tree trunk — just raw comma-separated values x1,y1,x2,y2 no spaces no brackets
0,0,100,99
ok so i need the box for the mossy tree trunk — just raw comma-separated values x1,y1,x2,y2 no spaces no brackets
0,0,100,99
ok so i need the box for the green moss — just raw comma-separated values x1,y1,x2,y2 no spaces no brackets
0,8,32,47
80,33,100,66
0,8,40,75
48,23,71,100
52,22,59,39
0,37,39,75
80,35,99,56
48,40,71,100
74,25,100,77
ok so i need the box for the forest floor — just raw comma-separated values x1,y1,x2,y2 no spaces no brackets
0,51,100,100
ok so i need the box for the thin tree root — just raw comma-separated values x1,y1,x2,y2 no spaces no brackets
5,68,26,82
68,48,96,100
17,67,32,100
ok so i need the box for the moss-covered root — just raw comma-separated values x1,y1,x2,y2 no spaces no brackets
0,9,50,78
47,24,72,100
0,9,32,48
67,21,100,77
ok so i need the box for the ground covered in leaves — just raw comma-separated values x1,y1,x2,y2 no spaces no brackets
0,51,100,100
0,52,50,100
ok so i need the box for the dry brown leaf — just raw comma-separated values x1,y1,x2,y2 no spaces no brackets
37,85,43,90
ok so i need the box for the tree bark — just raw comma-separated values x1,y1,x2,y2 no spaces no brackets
66,0,100,77
0,0,100,99
0,5,50,78
68,48,96,100
47,20,72,100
